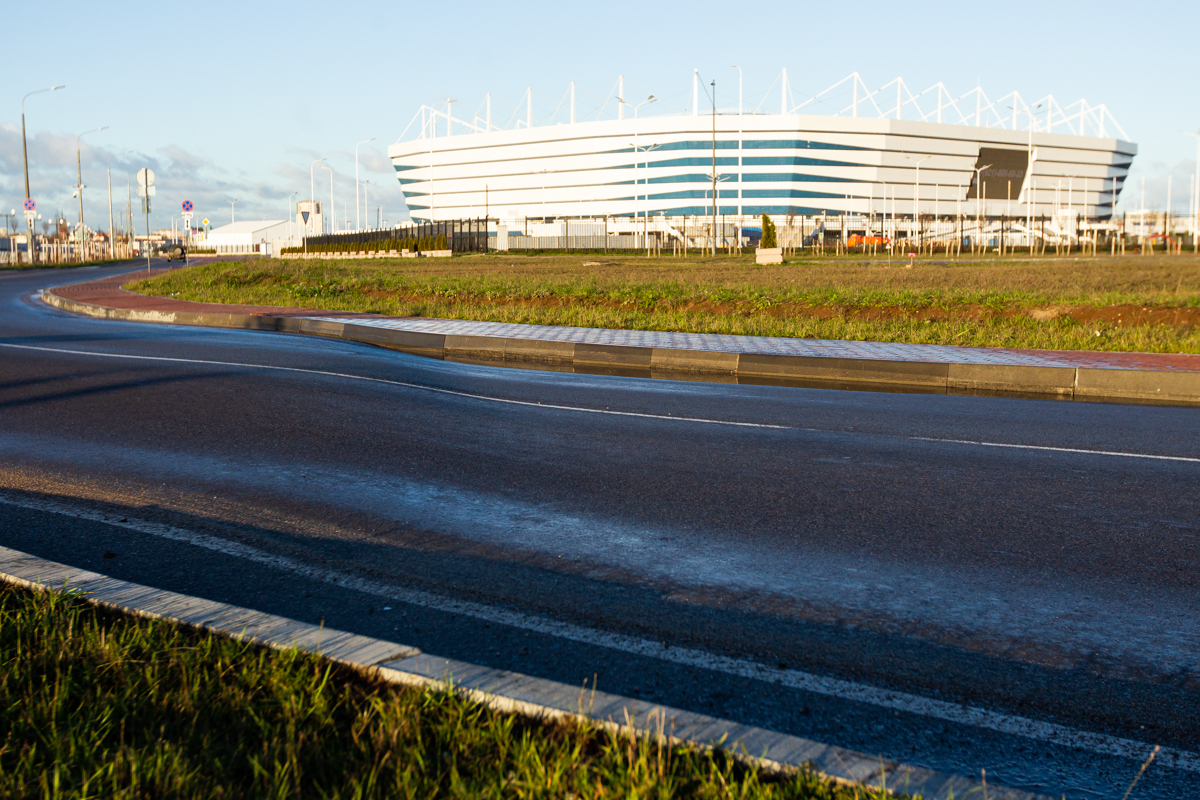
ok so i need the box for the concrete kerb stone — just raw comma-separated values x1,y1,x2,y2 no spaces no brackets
946,364,1076,396
38,282,1200,406
0,546,1049,800
1075,367,1200,404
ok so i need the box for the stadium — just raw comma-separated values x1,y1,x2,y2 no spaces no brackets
388,71,1136,248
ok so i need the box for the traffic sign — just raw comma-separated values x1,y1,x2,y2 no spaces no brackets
202,219,209,226
182,200,193,212
23,198,35,212
136,167,155,187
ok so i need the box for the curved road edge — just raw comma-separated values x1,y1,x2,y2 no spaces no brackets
37,272,1200,406
0,544,1047,800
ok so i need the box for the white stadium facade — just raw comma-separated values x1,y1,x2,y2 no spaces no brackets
388,71,1135,247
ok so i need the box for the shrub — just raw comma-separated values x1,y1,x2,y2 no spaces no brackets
761,214,777,249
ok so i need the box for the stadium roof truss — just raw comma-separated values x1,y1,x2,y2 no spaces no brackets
396,71,1129,145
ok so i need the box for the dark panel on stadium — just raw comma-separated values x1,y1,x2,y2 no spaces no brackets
965,148,1029,200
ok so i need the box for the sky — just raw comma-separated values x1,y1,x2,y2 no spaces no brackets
3,0,1198,233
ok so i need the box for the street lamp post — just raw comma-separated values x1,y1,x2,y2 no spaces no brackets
20,86,65,227
308,158,326,255
355,138,375,231
625,95,657,252
732,66,743,216
286,191,298,239
971,163,993,253
904,153,932,250
362,181,371,229
107,150,132,259
229,198,239,225
75,126,107,261
321,164,335,234
1186,131,1200,254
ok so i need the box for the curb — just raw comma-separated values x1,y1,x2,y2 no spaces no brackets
0,546,1049,800
39,281,1200,406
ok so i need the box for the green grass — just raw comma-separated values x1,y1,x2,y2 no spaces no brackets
124,253,1200,352
0,582,890,799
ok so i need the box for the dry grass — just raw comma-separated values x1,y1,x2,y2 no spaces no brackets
126,252,1200,353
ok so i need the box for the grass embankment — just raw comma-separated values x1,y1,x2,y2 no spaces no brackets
126,253,1200,352
0,582,880,799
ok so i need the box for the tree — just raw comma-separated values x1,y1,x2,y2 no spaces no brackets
761,213,777,249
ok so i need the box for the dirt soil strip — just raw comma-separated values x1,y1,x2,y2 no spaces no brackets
0,545,1049,800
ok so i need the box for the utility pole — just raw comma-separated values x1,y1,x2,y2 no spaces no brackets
20,85,66,266
75,126,107,261
355,137,374,231
711,79,717,257
308,158,325,254
107,150,131,260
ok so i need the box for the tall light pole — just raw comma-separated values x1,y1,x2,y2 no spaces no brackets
75,126,108,260
21,84,64,264
973,163,992,251
732,66,743,216
286,191,297,238
731,65,742,116
321,164,335,234
308,158,326,253
355,137,374,231
711,79,717,256
904,153,932,249
362,181,371,229
625,95,657,246
230,198,239,224
107,149,132,259
1186,131,1200,254
21,85,65,201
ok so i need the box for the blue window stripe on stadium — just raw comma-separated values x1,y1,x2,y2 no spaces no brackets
647,140,740,151
742,140,863,151
741,156,862,168
657,206,740,215
646,157,739,168
742,173,856,183
646,190,739,200
741,189,848,199
647,173,736,184
742,205,845,215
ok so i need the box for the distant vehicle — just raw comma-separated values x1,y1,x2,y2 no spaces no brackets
157,242,187,261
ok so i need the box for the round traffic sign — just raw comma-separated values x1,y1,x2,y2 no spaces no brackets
182,200,193,212
23,198,36,211
136,168,155,186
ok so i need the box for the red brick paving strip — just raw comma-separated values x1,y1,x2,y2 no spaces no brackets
51,269,1200,373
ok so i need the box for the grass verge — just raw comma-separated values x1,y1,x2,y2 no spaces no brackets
0,581,890,799
124,253,1200,353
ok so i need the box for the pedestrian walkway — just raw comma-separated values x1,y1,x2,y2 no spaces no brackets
52,269,1200,373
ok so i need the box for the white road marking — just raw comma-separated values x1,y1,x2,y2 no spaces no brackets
1,491,1193,772
908,437,1200,464
0,342,786,430
2,341,1198,464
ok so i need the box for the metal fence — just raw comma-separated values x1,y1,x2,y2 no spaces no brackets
304,219,488,253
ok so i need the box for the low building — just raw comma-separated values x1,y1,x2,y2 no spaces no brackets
202,220,301,255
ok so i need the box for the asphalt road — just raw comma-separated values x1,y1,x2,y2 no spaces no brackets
2,263,1198,799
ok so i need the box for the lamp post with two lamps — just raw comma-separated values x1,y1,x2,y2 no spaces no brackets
624,95,657,252
107,150,132,258
308,158,326,255
75,126,108,261
903,153,932,251
355,138,375,231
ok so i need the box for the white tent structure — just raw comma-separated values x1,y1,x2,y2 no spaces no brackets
202,220,301,255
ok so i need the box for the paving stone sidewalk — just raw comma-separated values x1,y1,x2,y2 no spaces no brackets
53,269,1200,373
